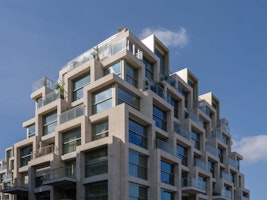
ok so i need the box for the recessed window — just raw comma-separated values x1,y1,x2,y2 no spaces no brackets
191,131,200,150
93,87,112,114
218,147,224,163
153,105,167,131
85,148,108,177
155,49,166,75
27,124,35,137
62,128,81,154
208,160,215,178
161,160,174,185
167,94,178,119
129,182,147,200
104,61,121,77
176,144,187,166
125,63,138,88
118,87,140,110
129,119,147,149
86,181,108,200
92,121,109,141
72,74,90,101
143,57,154,81
43,112,57,136
129,150,147,180
160,189,174,200
20,145,32,167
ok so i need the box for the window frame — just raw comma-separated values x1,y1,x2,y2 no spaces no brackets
72,73,90,102
129,119,147,149
62,128,81,154
153,105,167,131
129,150,147,180
92,120,109,141
161,160,174,185
92,87,113,114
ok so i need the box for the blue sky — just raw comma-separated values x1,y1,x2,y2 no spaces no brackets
0,0,266,199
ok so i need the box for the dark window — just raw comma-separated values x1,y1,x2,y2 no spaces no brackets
161,161,174,185
129,119,147,149
92,121,109,141
129,182,147,200
85,181,108,200
153,105,167,131
129,150,147,180
160,189,174,200
118,87,140,110
20,146,32,167
143,57,154,81
167,94,178,119
191,131,200,150
176,144,187,166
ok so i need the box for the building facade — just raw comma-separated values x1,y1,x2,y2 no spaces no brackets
0,29,249,200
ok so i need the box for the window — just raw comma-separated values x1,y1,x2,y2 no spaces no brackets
222,134,227,144
43,112,57,136
208,160,215,178
72,74,90,101
191,131,200,150
218,147,224,163
143,57,154,81
160,189,174,200
176,144,187,166
65,160,76,177
104,61,121,77
20,145,32,167
86,181,108,200
93,87,112,114
129,182,147,200
118,87,140,110
85,148,108,177
125,63,138,87
62,128,81,154
230,171,235,183
129,150,147,180
27,124,35,137
155,49,166,75
198,175,207,191
167,94,178,119
161,161,174,185
153,105,167,131
129,119,147,149
92,121,109,141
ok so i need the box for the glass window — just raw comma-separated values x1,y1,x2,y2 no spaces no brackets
129,119,147,149
160,189,174,200
153,105,167,131
191,131,200,150
92,121,109,141
72,74,90,101
155,49,166,75
129,150,147,180
129,182,147,200
222,134,227,144
27,124,35,137
125,63,138,87
161,161,174,185
167,94,178,119
20,145,32,167
198,175,207,191
176,144,187,166
208,160,215,178
93,87,113,114
86,181,108,200
62,128,81,154
104,61,121,77
85,148,108,177
218,147,224,163
143,57,154,81
43,112,57,136
118,87,140,110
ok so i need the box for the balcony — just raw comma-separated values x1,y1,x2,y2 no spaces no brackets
32,77,54,92
1,178,28,195
60,104,84,124
186,110,204,127
212,131,227,144
206,143,219,157
228,157,239,169
0,164,7,171
148,81,166,100
43,166,76,189
32,145,56,159
173,122,191,140
198,100,211,117
221,172,232,183
213,189,231,199
155,139,176,156
182,177,207,194
37,90,61,108
217,121,230,133
194,158,207,171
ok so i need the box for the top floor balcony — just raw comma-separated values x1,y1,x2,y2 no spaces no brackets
32,77,54,92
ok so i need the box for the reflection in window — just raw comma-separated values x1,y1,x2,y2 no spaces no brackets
125,63,138,87
92,121,109,141
85,181,108,200
93,88,112,114
161,161,174,185
191,131,200,150
104,61,121,77
20,145,32,167
72,74,90,101
153,105,167,131
129,119,147,149
129,182,147,200
167,94,178,119
43,112,57,136
63,128,81,154
143,57,153,81
176,144,187,166
27,124,35,137
118,87,140,110
161,189,174,200
129,150,147,180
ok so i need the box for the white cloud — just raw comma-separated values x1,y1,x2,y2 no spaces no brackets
232,135,267,162
140,27,189,48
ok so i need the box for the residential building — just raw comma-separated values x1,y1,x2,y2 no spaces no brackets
0,28,250,200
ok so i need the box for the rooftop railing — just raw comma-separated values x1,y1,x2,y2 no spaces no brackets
60,105,84,124
218,121,230,133
173,122,191,140
155,139,176,155
198,100,211,117
32,77,54,92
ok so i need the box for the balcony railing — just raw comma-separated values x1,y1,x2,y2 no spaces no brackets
60,105,84,124
155,139,176,155
3,173,12,181
221,172,232,182
206,143,219,157
173,122,191,140
214,189,231,199
186,110,204,127
32,77,54,92
194,159,207,171
148,81,166,100
37,90,61,108
198,100,211,117
43,166,76,182
228,157,239,169
2,178,28,190
241,196,249,200
218,121,230,133
32,145,56,159
0,165,7,171
182,178,206,192
212,130,227,144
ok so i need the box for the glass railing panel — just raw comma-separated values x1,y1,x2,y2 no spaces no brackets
33,145,56,158
173,122,191,139
60,105,84,124
182,178,206,191
37,90,61,108
194,159,207,170
43,166,76,181
155,139,175,155
187,110,204,127
32,77,54,92
228,157,239,169
206,143,219,157
221,172,232,182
